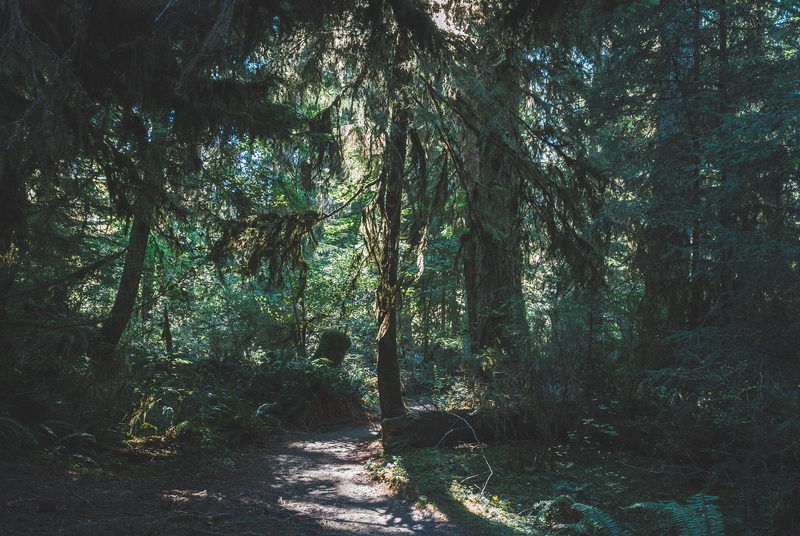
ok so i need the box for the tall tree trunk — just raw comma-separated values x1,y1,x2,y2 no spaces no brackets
97,209,151,363
140,257,154,323
376,33,410,420
462,150,529,356
0,159,27,369
0,248,17,388
637,4,708,365
162,303,173,354
460,67,530,360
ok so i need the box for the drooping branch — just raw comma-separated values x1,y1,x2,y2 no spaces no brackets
210,210,321,281
0,251,125,302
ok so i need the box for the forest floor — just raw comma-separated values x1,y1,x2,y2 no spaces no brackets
0,417,477,536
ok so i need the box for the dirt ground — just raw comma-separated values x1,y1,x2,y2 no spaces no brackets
0,421,472,535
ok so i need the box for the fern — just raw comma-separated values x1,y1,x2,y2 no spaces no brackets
534,494,574,525
557,503,631,536
0,415,38,450
535,496,630,536
687,494,725,536
630,494,724,536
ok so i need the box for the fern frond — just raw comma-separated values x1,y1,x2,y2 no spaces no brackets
671,501,704,536
555,521,603,535
629,495,724,536
572,503,631,536
0,416,39,450
687,494,724,535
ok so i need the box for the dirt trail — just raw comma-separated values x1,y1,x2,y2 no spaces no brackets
1,421,470,535
256,424,462,535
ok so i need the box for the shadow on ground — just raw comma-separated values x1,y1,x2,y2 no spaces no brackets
0,424,519,535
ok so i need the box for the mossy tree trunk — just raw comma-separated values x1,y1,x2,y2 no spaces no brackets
376,32,411,420
460,66,530,360
381,410,495,452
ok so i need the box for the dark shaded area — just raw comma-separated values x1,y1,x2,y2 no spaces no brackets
1,0,798,533
0,424,490,535
312,329,352,367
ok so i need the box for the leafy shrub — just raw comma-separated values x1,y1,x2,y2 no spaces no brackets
122,346,366,450
247,350,364,426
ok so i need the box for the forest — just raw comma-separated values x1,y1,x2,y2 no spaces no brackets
1,0,799,534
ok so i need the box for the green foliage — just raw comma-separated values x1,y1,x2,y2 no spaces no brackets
125,348,365,446
248,350,364,425
567,503,630,536
1,1,798,532
630,494,724,536
366,438,729,536
0,411,38,451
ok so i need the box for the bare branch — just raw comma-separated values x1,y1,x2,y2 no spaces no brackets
442,413,493,495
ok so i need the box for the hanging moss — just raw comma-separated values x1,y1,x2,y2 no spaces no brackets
311,329,351,367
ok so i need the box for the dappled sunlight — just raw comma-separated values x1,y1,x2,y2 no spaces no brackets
448,481,540,534
2,0,797,533
368,439,718,535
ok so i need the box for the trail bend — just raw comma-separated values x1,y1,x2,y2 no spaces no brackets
1,421,471,535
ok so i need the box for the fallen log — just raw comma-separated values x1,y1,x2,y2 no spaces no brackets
381,410,495,452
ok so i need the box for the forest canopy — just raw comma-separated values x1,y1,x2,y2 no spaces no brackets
1,0,799,533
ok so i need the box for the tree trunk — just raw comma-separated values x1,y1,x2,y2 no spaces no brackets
376,33,411,420
97,209,151,363
460,69,530,359
162,303,173,354
462,169,528,355
637,6,708,366
140,257,154,323
0,159,27,369
381,410,494,452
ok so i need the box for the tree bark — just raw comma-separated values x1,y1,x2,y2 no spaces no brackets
97,209,151,363
460,68,530,359
376,33,411,420
162,303,173,354
0,159,27,367
462,160,529,355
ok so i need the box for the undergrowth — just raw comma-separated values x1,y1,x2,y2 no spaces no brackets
126,349,366,441
366,440,728,535
1,348,369,476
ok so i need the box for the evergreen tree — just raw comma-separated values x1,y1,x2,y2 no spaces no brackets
0,0,341,370
592,1,800,514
